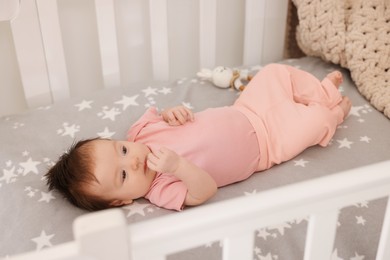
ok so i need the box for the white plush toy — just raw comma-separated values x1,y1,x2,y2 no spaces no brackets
197,66,252,91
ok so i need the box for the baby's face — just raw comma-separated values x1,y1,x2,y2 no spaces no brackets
87,139,156,206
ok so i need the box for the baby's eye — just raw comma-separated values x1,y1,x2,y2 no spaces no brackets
122,170,127,182
122,146,127,155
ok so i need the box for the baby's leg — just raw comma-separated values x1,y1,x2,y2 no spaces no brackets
338,96,352,119
285,65,343,109
265,102,344,167
326,71,343,88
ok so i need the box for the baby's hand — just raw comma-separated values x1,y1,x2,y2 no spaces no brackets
161,106,194,126
147,147,181,173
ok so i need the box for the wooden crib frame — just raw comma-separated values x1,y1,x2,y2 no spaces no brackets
2,1,390,259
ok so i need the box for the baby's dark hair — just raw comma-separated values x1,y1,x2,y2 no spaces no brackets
45,138,112,211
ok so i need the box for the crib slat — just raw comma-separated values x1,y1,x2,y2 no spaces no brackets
35,0,70,102
149,0,169,81
199,0,217,69
10,0,53,108
94,0,121,88
223,232,254,260
304,210,339,260
376,197,390,260
243,0,266,66
73,209,130,260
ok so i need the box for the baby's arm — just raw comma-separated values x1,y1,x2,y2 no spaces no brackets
147,147,217,207
161,106,194,126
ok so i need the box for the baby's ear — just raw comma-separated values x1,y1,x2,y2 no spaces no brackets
110,199,133,207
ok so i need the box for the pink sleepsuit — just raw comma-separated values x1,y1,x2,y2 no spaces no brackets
127,64,344,210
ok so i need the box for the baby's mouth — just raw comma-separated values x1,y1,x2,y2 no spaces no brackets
143,160,148,173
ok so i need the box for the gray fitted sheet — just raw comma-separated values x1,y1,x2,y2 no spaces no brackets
1,57,389,259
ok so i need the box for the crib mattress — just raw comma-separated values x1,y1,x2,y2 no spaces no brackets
1,57,389,259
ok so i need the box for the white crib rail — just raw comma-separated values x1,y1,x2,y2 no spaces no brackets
5,0,288,113
6,160,390,260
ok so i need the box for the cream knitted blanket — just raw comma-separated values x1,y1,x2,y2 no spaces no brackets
293,0,390,119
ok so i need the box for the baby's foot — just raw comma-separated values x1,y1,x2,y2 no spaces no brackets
339,96,352,119
327,71,343,89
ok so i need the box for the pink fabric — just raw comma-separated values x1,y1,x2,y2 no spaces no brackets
127,64,344,210
234,64,344,171
127,106,260,210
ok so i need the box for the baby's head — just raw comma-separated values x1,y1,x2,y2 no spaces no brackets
45,138,110,211
46,138,156,211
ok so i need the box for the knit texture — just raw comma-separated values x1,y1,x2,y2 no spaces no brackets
293,0,390,118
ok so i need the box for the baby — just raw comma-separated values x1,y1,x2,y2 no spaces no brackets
45,64,351,211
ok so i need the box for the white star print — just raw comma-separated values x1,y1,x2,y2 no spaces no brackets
354,201,369,208
123,201,150,217
114,95,139,110
39,191,56,203
182,102,194,109
360,136,371,143
19,157,41,176
100,107,121,121
356,216,366,225
257,228,271,240
268,222,291,236
159,87,172,95
349,106,364,117
337,138,353,149
58,123,80,138
74,100,93,111
330,249,343,260
1,166,17,183
294,159,309,167
32,230,54,251
97,127,116,138
244,189,257,196
350,252,365,260
254,246,262,255
142,86,158,97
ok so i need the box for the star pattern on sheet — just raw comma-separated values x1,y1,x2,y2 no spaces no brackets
114,95,139,110
31,230,54,251
19,157,41,176
294,158,309,167
74,100,93,111
337,138,354,149
97,127,116,138
142,86,158,97
1,166,17,183
98,106,121,121
57,123,80,138
122,201,153,217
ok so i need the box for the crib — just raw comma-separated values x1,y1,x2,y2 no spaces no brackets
1,1,390,260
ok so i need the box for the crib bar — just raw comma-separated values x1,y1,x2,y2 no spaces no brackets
199,0,217,69
149,0,169,81
223,232,254,260
129,161,390,259
243,0,266,66
260,0,288,63
376,197,390,260
73,209,130,260
35,0,70,101
94,0,121,88
304,210,339,260
10,0,52,108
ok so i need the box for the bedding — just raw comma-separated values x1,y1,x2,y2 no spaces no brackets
1,57,390,260
292,0,390,119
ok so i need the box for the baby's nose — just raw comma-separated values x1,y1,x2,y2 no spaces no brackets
130,157,140,170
